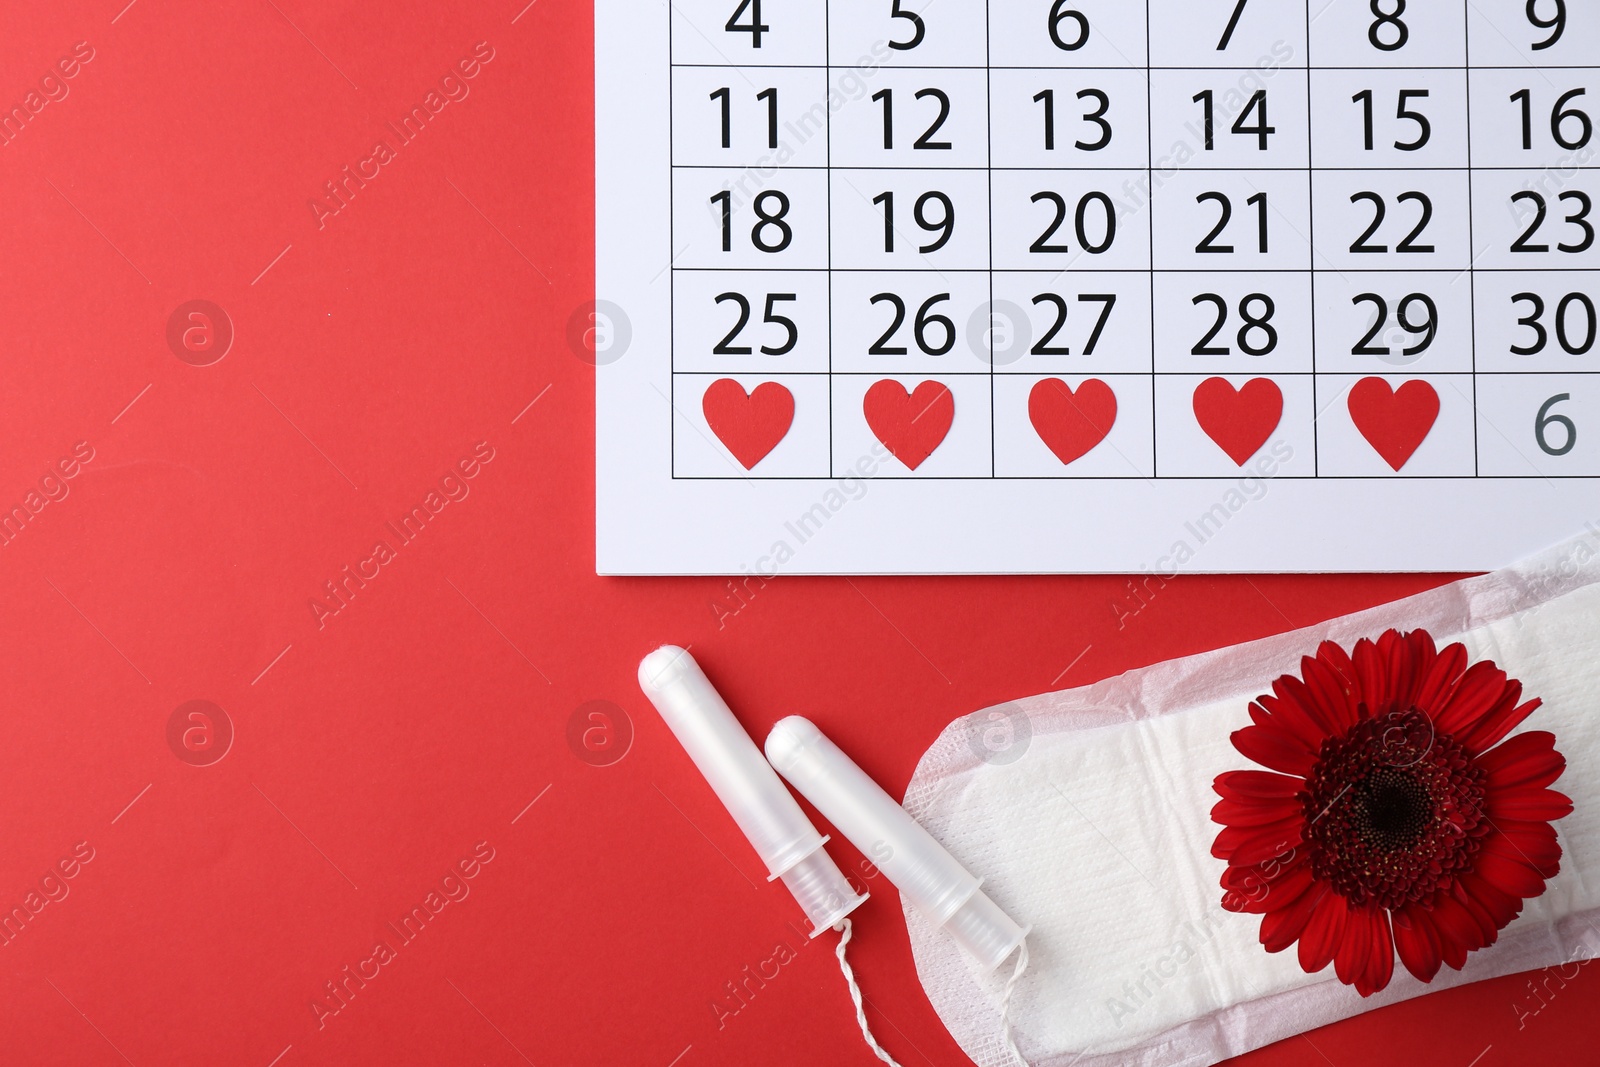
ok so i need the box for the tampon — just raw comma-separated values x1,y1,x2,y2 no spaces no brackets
638,647,867,937
766,715,1027,971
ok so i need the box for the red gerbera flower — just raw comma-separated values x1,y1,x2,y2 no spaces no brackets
1211,629,1571,996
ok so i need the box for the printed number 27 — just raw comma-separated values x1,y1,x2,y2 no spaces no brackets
726,0,770,47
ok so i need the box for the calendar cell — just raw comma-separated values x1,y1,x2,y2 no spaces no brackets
1308,68,1469,169
1153,373,1315,478
1476,373,1600,477
673,373,831,478
1473,270,1600,374
989,271,1154,374
830,168,990,270
991,169,1152,271
830,270,990,374
671,0,828,67
1469,169,1600,270
989,68,1150,171
993,374,1156,477
673,167,829,269
1468,68,1600,173
828,0,988,69
1309,169,1471,270
831,373,993,477
1148,68,1309,169
673,270,830,374
672,67,830,169
988,0,1150,70
1304,0,1466,68
1314,374,1476,476
1311,270,1472,375
1467,0,1600,70
1153,272,1312,374
1147,0,1306,71
1151,169,1313,271
829,68,989,169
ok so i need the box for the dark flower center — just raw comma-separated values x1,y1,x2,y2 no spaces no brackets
1300,708,1490,910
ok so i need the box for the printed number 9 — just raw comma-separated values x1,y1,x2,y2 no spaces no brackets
1048,1,1090,51
1527,0,1566,50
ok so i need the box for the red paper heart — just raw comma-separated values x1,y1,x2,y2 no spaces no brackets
1348,377,1439,471
702,379,794,470
863,380,954,470
1029,378,1117,465
1192,377,1284,466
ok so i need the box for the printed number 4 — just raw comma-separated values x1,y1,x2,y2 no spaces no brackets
725,0,769,47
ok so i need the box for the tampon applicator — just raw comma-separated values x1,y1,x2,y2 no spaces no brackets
766,715,1028,972
638,647,867,937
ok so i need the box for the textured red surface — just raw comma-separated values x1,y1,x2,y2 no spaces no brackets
0,2,1592,1065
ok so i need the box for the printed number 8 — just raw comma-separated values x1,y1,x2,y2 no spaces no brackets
1369,0,1408,51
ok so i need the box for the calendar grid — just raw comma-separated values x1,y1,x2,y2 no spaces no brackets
666,0,1600,482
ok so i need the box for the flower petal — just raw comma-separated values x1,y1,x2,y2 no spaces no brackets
1426,892,1481,969
1486,786,1574,822
1392,904,1443,983
1260,880,1326,953
1213,818,1305,865
1357,910,1395,996
1432,660,1510,736
1298,890,1349,974
1214,770,1305,801
1414,641,1469,712
1480,731,1566,790
1333,903,1375,988
1231,724,1318,777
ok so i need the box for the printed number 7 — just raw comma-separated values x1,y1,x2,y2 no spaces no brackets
1217,0,1249,49
725,0,769,48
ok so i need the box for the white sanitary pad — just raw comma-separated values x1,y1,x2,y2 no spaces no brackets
903,529,1600,1067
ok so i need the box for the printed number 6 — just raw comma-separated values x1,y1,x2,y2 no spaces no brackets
1048,0,1090,51
1536,394,1577,456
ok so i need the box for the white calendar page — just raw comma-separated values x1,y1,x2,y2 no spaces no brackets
596,0,1600,575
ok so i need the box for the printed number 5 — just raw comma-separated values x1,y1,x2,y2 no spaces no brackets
889,0,926,50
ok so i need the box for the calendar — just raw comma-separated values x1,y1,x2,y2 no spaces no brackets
595,0,1600,575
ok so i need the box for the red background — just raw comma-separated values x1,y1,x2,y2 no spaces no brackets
0,1,1589,1064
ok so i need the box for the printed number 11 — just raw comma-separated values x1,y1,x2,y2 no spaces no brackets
710,87,779,149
